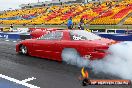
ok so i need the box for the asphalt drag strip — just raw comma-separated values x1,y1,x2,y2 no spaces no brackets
0,39,131,88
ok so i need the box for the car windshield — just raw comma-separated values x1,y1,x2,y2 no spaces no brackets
70,30,101,40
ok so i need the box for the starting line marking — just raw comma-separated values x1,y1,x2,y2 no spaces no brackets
0,74,40,88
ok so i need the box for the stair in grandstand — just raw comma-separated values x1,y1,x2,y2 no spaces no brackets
118,12,132,25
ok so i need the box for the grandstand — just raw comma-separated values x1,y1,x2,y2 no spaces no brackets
90,0,132,25
0,0,132,28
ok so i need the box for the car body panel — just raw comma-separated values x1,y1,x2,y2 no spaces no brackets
16,30,116,61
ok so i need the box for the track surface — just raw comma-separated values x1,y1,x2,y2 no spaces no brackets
0,39,131,88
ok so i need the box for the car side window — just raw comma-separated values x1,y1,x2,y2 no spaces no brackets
40,31,63,40
70,32,87,40
70,35,87,40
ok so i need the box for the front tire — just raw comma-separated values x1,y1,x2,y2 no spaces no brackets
20,45,28,55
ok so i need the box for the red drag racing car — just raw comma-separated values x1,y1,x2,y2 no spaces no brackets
16,30,116,61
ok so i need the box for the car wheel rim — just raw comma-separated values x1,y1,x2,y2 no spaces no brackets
21,46,27,54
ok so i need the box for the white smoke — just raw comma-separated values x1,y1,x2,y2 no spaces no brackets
62,41,132,80
62,48,89,67
90,41,132,79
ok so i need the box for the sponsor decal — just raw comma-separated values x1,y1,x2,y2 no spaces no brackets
79,67,131,86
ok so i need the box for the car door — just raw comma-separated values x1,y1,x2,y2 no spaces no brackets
49,32,64,61
32,31,63,60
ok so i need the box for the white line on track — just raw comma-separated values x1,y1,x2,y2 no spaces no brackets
13,41,17,42
0,74,40,88
5,40,9,41
21,77,36,83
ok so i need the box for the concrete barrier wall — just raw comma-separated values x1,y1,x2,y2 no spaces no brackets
0,32,31,40
0,32,20,39
98,34,132,41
